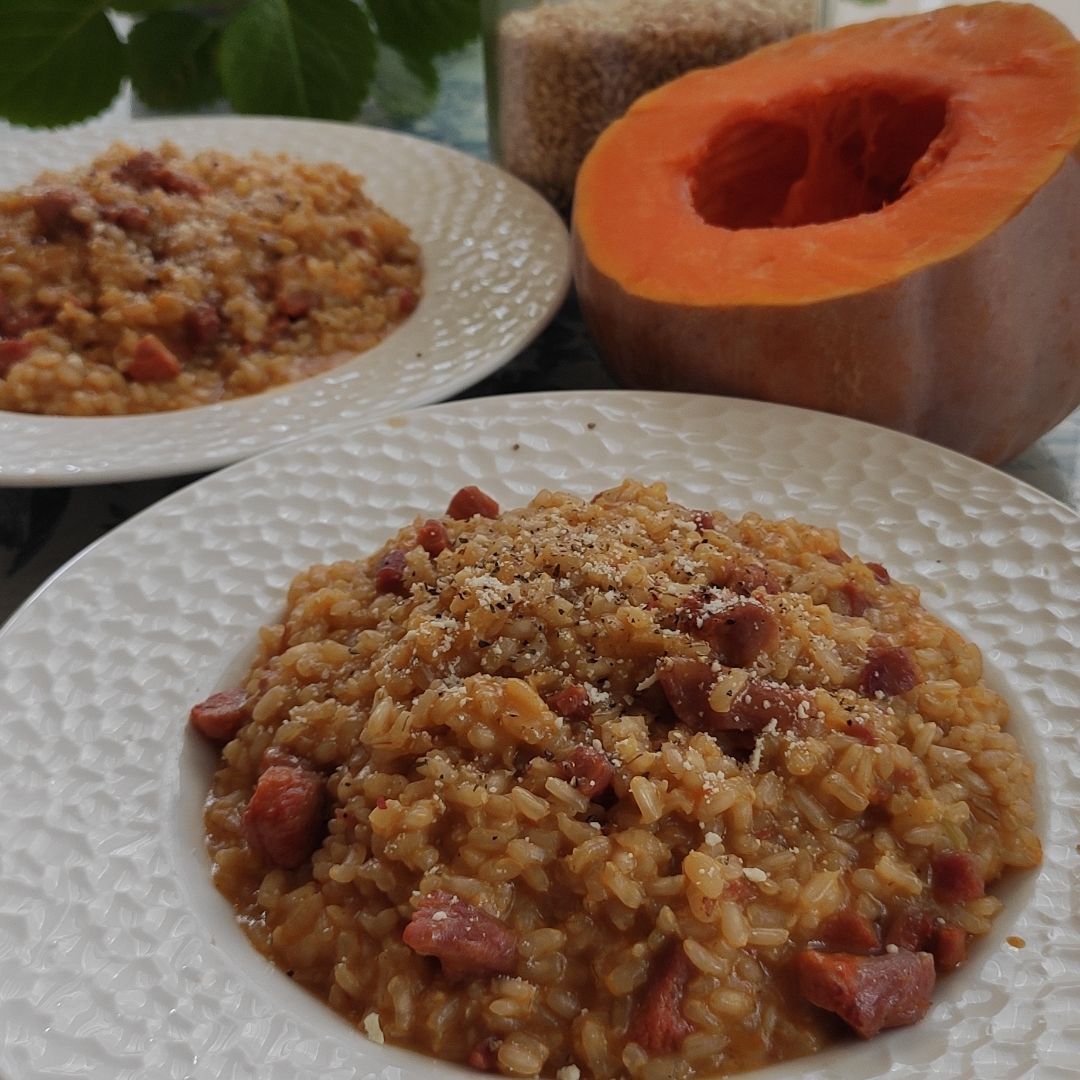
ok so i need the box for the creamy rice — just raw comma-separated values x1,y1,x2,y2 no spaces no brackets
0,142,421,415
199,480,1040,1077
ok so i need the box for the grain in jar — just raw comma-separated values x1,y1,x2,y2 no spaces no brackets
484,0,818,208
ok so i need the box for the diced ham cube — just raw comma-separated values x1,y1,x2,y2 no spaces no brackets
884,905,971,973
244,760,324,868
793,948,936,1039
658,658,811,735
402,891,517,978
657,657,717,729
559,744,614,802
0,339,33,375
859,646,919,697
448,486,500,520
113,151,208,196
839,581,870,617
185,303,223,349
416,519,450,556
189,687,248,741
725,562,782,596
375,548,408,595
243,763,325,869
31,188,90,239
866,561,891,584
547,683,592,722
674,591,779,665
627,941,695,1054
930,851,985,904
728,679,813,733
932,925,968,971
883,906,936,953
814,909,882,955
127,334,182,382
698,599,779,666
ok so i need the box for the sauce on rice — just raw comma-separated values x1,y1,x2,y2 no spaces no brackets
198,480,1040,1077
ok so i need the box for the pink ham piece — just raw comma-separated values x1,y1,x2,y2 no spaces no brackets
884,905,971,972
813,909,881,955
658,657,812,734
930,850,985,903
447,486,500,520
403,891,517,979
628,941,695,1054
710,559,783,596
932,926,968,971
699,599,779,667
416,518,450,556
243,763,325,869
375,549,408,595
0,339,33,375
675,592,779,666
866,561,891,584
188,687,247,741
559,744,614,801
185,303,222,348
113,150,208,196
127,334,182,382
793,948,936,1038
31,188,89,238
859,646,919,697
547,683,592,722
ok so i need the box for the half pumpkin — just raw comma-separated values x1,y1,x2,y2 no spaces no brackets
572,2,1080,464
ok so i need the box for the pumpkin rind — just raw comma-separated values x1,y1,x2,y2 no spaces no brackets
572,2,1080,464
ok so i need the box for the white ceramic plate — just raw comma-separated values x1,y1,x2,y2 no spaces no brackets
0,391,1076,1080
0,117,570,486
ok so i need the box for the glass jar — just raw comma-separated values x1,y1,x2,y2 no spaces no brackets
483,0,821,209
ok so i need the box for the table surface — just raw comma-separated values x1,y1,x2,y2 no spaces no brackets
3,15,1080,626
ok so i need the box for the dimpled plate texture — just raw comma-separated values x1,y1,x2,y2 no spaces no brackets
0,390,1077,1080
0,117,570,486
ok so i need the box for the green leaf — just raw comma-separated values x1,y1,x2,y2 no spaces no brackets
0,0,125,126
111,1,243,13
110,0,195,11
365,0,480,60
128,12,221,109
217,0,375,120
370,44,438,124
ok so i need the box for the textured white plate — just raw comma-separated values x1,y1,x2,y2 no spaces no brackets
0,117,570,486
1,391,1077,1080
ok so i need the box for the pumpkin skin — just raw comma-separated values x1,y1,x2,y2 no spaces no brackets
572,2,1080,464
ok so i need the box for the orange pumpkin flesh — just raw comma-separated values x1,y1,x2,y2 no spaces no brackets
572,2,1080,464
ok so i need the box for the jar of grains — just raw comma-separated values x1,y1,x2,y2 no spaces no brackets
482,0,820,209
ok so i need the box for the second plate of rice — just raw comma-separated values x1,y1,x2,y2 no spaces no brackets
0,117,570,485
